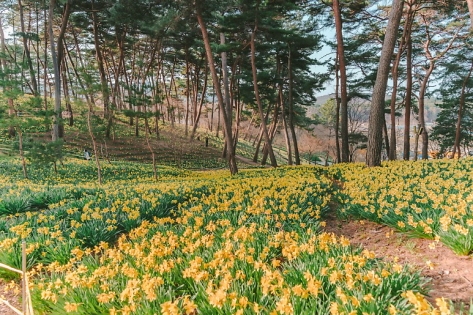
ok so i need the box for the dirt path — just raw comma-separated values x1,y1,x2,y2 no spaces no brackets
235,155,270,167
323,214,473,309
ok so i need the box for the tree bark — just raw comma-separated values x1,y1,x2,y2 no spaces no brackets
334,52,341,163
418,61,434,160
453,60,473,158
220,33,232,142
18,129,28,179
383,116,390,159
48,0,71,140
279,72,293,165
261,102,279,165
332,0,349,162
366,0,404,167
288,45,300,165
0,17,15,137
49,0,62,141
403,33,413,160
18,0,38,95
190,65,208,140
91,0,112,138
251,27,277,167
388,4,413,160
196,3,238,175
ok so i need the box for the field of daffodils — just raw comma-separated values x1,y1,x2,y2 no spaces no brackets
1,158,472,314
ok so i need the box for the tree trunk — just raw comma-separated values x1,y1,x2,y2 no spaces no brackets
418,61,434,160
388,13,410,160
253,102,272,162
47,0,71,140
185,54,190,136
253,124,264,162
383,116,390,159
18,129,28,179
190,65,208,140
220,33,232,147
403,34,413,160
144,106,158,181
332,0,349,162
18,0,38,95
367,0,404,167
280,78,292,165
251,27,277,167
0,17,15,137
453,60,473,158
71,27,96,107
91,0,112,138
88,100,102,185
334,52,341,164
261,103,279,165
196,4,238,175
49,0,62,141
288,45,300,165
413,126,421,161
62,59,73,126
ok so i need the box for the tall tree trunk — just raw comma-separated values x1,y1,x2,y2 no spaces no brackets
253,99,272,162
91,0,112,138
332,0,349,162
261,104,279,165
49,0,71,140
196,4,238,175
18,0,38,95
403,34,413,160
88,99,102,185
62,58,73,126
383,117,390,159
144,105,158,181
288,45,300,165
388,10,411,160
49,0,62,141
453,60,473,158
220,33,232,146
185,54,190,136
251,27,277,167
279,72,292,165
111,29,126,115
418,61,434,160
43,5,49,116
367,0,404,167
253,124,264,162
334,52,341,163
232,65,242,152
18,129,28,179
413,125,421,161
0,17,15,137
190,65,208,140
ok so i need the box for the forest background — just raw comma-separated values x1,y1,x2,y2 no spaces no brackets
1,0,473,175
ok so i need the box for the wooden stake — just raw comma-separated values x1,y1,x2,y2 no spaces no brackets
22,241,26,315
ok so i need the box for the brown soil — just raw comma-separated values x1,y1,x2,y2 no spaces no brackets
323,214,473,310
0,279,21,315
63,128,227,166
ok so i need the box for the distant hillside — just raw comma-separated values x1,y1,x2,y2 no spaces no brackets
309,93,440,123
